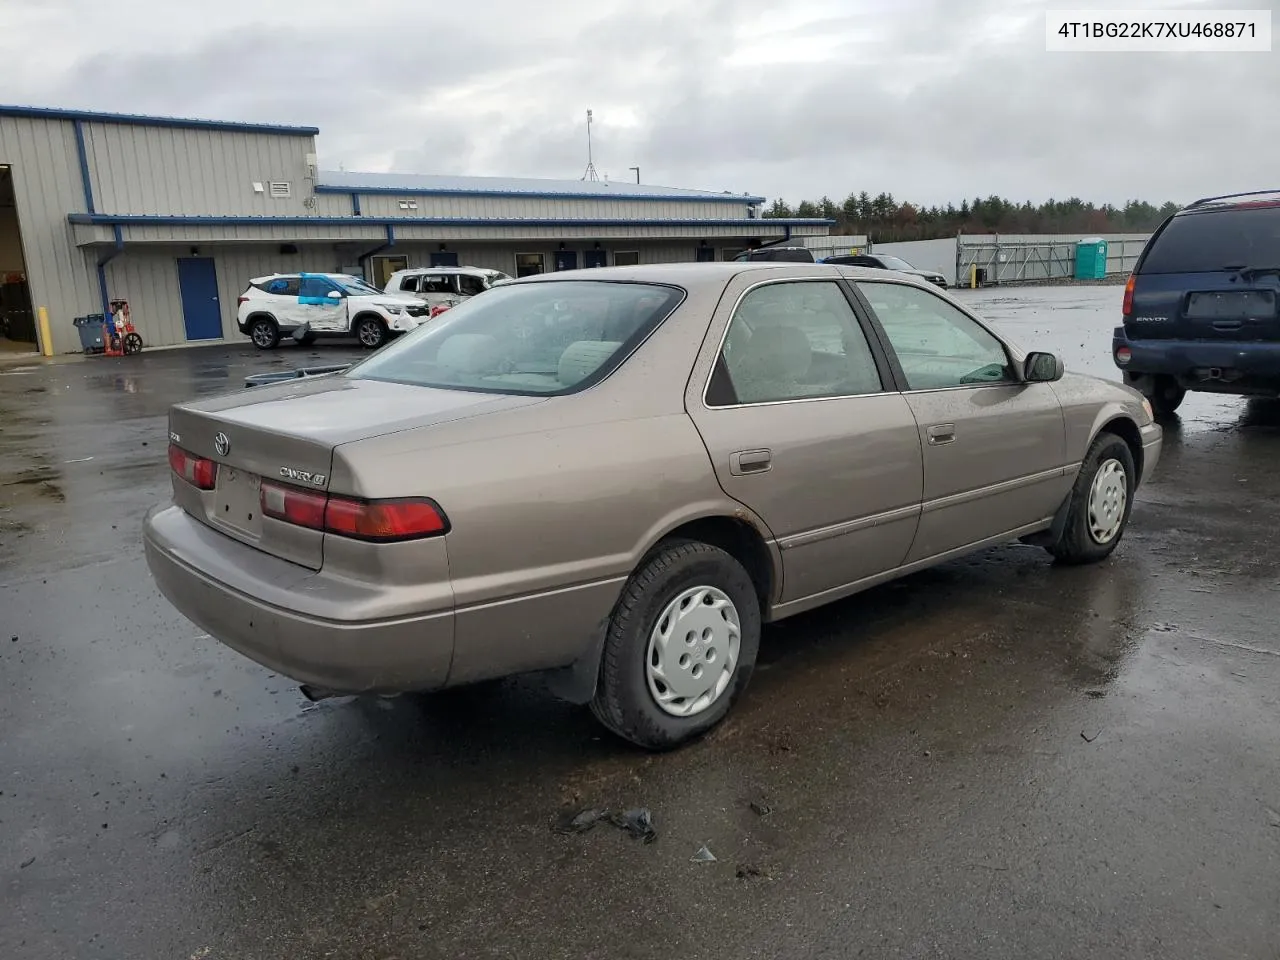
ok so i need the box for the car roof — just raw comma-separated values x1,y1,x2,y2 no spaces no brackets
507,261,936,288
249,272,362,283
389,266,506,276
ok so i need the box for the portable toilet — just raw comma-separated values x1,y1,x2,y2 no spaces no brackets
1074,237,1108,280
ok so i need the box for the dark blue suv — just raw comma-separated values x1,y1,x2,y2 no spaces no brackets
1113,190,1280,417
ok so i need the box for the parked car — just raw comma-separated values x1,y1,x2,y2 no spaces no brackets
237,273,430,350
383,266,513,311
823,253,949,288
732,243,817,263
1113,190,1280,417
146,263,1160,750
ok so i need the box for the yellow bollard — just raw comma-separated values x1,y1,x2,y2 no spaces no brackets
37,307,53,357
969,263,977,289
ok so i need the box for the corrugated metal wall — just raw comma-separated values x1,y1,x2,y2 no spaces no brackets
83,124,317,217
0,116,103,352
356,194,750,221
103,244,345,345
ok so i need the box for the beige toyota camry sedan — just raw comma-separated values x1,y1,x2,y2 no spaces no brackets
145,263,1161,749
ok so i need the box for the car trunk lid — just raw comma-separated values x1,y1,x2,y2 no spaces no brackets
1126,205,1280,342
167,375,543,569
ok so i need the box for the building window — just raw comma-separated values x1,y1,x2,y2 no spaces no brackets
268,181,292,199
613,250,640,266
515,253,545,277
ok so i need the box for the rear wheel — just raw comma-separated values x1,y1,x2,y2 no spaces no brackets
590,540,761,750
248,317,280,350
1144,377,1185,418
1047,432,1136,565
122,332,143,354
355,316,388,349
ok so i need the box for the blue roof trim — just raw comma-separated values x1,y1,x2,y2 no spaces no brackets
315,183,767,204
0,104,319,136
68,213,834,228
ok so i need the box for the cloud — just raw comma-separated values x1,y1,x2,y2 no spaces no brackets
0,0,1275,207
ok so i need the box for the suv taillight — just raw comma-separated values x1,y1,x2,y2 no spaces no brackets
237,296,250,306
168,444,217,490
1121,274,1136,317
259,482,449,542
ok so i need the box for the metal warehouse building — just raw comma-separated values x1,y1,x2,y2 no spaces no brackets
0,105,830,357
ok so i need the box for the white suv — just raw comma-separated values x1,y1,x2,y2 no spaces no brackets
236,273,431,350
383,266,512,311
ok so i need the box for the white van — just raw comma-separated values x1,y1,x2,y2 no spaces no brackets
383,266,513,311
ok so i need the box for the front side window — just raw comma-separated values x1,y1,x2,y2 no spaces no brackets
707,281,882,406
458,274,487,297
299,275,338,299
859,281,1015,390
347,280,683,396
332,276,384,296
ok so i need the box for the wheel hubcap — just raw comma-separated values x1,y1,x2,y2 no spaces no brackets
359,322,380,346
1087,458,1127,544
252,325,272,346
645,586,740,718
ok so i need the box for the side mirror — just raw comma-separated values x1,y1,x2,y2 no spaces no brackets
326,290,342,300
1023,351,1064,382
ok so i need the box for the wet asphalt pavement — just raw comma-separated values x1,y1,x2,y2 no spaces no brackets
3,287,1279,960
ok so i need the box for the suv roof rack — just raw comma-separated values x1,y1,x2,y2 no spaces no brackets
1187,189,1280,208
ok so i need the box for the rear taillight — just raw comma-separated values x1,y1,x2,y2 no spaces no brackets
168,443,217,490
260,481,448,542
1115,346,1132,366
1121,274,1136,316
237,296,250,306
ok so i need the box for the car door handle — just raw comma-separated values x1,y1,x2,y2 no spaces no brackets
730,449,772,475
927,423,956,445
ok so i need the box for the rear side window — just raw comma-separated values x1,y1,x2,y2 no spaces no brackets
347,281,684,396
419,275,456,294
257,277,300,296
396,275,420,293
1140,207,1280,274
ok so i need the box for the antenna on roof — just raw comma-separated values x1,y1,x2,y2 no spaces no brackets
581,109,599,182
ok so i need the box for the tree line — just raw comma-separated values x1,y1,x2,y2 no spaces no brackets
763,193,1182,242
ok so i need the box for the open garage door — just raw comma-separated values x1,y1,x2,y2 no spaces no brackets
0,164,36,357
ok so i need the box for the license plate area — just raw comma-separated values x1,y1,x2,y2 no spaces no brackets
212,467,263,538
1185,290,1276,320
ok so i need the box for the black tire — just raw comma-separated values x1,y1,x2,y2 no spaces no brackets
122,332,143,354
355,316,388,349
1144,378,1185,418
1047,432,1137,566
248,317,280,350
590,539,761,751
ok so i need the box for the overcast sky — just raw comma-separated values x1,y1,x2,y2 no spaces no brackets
0,0,1274,208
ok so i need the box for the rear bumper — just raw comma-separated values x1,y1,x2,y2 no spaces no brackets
1113,328,1280,394
143,505,454,694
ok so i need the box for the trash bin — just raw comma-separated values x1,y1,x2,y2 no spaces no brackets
73,314,107,353
1074,238,1109,280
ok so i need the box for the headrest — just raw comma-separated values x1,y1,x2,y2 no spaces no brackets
558,340,622,386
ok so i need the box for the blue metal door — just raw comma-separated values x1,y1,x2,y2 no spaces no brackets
176,258,223,341
430,251,459,267
583,249,607,268
554,250,578,271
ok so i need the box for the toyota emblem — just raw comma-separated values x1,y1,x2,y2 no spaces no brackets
213,432,230,457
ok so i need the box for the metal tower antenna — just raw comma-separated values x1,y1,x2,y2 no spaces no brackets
581,109,599,182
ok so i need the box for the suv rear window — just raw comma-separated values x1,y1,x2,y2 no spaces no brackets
347,280,684,395
1140,206,1280,274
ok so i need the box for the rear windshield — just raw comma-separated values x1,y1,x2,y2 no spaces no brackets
877,256,915,271
1141,206,1280,274
346,280,684,395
